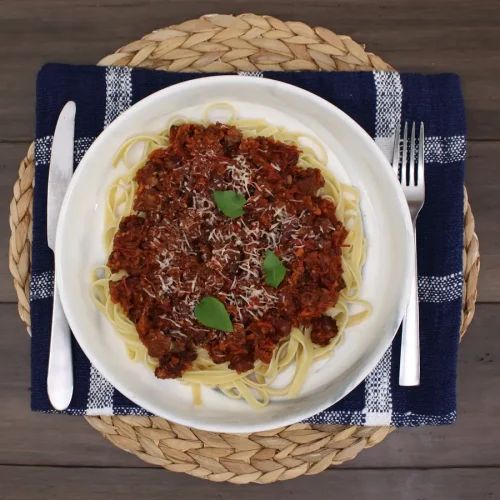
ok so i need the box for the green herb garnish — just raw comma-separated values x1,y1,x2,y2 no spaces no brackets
194,296,233,332
213,190,247,218
262,251,287,288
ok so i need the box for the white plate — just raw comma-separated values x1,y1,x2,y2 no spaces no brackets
56,76,414,432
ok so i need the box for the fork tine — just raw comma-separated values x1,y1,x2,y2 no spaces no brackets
418,122,425,185
409,122,416,185
391,121,401,177
401,122,408,186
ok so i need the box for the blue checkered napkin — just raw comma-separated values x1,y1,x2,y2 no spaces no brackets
32,64,465,425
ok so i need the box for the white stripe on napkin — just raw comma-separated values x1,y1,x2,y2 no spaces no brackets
391,410,457,426
34,136,54,168
30,270,55,301
85,66,134,414
74,136,95,164
34,136,95,168
238,71,264,77
86,365,114,415
419,272,462,303
425,135,466,164
373,71,403,161
362,72,403,426
376,135,467,165
363,346,394,426
104,66,132,128
303,410,365,425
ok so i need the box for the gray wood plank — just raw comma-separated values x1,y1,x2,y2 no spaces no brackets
1,303,499,468
1,139,497,303
1,465,499,500
0,0,499,140
466,141,500,302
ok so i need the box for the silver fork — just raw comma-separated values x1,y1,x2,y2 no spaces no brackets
392,121,425,386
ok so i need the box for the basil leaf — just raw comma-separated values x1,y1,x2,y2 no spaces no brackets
194,296,233,332
262,251,287,288
213,190,247,218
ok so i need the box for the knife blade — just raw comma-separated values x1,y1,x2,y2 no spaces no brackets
47,101,76,410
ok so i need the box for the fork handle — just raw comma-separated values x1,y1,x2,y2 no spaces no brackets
399,227,420,386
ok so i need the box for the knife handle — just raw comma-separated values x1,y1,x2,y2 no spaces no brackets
47,273,74,410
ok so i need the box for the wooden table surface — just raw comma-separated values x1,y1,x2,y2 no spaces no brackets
1,1,499,498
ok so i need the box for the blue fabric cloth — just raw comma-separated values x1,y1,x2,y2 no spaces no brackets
31,64,465,426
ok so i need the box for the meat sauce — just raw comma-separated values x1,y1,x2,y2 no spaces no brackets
108,123,347,378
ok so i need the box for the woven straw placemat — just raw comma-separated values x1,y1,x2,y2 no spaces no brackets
9,14,480,485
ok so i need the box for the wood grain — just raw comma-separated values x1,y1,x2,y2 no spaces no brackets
465,142,500,302
1,465,499,499
0,143,24,303
1,303,499,468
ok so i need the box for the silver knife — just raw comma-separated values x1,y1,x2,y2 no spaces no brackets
47,101,76,410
